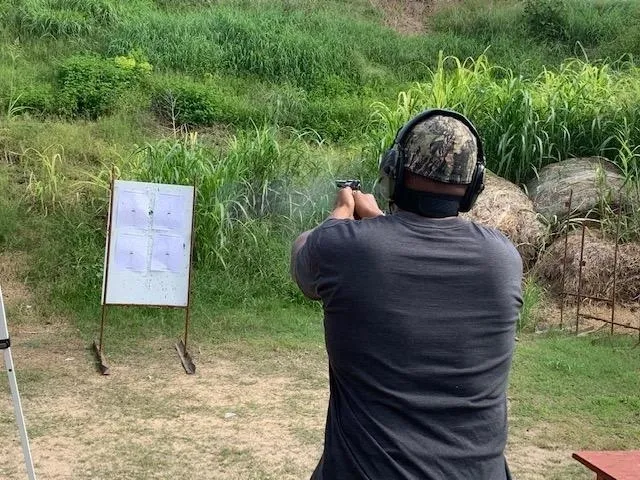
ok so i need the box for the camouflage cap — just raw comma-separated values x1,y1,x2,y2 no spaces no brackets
401,114,478,184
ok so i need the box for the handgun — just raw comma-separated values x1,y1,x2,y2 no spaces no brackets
335,179,361,190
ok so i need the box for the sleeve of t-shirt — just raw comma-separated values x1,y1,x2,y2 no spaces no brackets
292,218,344,300
293,229,321,300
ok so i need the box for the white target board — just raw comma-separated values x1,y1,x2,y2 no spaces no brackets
102,180,195,307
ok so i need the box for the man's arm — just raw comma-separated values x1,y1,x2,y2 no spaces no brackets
290,187,385,299
290,187,357,299
290,230,319,299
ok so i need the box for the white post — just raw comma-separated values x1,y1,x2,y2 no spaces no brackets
0,285,37,480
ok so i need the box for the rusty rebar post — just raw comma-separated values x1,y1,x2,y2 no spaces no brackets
575,223,587,334
560,190,573,329
610,194,622,335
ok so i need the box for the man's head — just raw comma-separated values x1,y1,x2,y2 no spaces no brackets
378,109,485,216
402,114,479,187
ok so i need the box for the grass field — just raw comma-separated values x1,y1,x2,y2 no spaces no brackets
2,0,640,478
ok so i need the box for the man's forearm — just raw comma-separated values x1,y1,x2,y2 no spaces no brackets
330,205,354,220
291,187,355,300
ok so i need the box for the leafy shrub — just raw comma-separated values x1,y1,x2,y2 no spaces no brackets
56,54,152,118
305,95,373,142
151,76,267,128
524,0,569,42
13,83,55,115
151,80,222,127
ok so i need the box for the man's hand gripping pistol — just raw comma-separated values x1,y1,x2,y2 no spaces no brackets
335,179,361,191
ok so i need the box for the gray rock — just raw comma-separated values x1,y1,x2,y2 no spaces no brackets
526,157,627,221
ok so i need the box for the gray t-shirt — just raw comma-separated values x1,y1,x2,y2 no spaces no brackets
293,211,523,480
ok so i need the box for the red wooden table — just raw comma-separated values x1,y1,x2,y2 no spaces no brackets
572,451,640,480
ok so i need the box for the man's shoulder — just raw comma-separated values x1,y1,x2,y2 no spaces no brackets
466,220,523,267
311,216,386,239
468,220,515,245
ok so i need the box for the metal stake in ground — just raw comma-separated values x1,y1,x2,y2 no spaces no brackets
575,224,587,334
560,190,573,329
175,182,197,375
93,167,116,375
1,285,37,480
610,193,622,335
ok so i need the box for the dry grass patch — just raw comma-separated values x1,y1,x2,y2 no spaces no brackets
462,171,548,268
368,0,461,35
536,229,640,304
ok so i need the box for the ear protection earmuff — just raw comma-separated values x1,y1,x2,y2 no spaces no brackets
378,109,485,213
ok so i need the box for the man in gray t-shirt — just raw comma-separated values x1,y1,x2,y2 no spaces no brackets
291,110,522,480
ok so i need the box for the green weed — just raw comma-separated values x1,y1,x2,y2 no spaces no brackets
22,145,72,214
0,174,21,246
518,276,545,333
56,54,152,119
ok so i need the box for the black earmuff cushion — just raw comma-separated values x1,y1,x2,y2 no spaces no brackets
378,146,399,199
459,164,485,212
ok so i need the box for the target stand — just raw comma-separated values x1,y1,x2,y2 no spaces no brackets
94,174,197,375
1,285,37,479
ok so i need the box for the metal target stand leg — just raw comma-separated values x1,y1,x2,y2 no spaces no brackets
1,286,37,480
175,182,197,375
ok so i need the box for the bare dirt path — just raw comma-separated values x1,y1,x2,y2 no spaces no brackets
368,0,462,35
1,253,590,479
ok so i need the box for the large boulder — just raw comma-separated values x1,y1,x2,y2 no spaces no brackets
461,171,547,268
526,157,627,222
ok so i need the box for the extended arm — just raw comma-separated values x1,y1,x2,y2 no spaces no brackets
290,188,383,299
290,188,356,299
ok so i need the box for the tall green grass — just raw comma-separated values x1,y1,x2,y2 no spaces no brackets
367,53,640,186
434,0,640,62
100,1,502,89
518,276,545,333
106,6,363,88
0,174,22,247
0,124,328,336
10,50,640,313
18,126,338,310
12,0,120,39
6,0,640,143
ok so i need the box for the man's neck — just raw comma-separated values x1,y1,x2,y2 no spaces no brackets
391,205,460,220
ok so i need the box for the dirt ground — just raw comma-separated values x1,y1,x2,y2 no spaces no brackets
368,0,462,35
1,253,595,479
